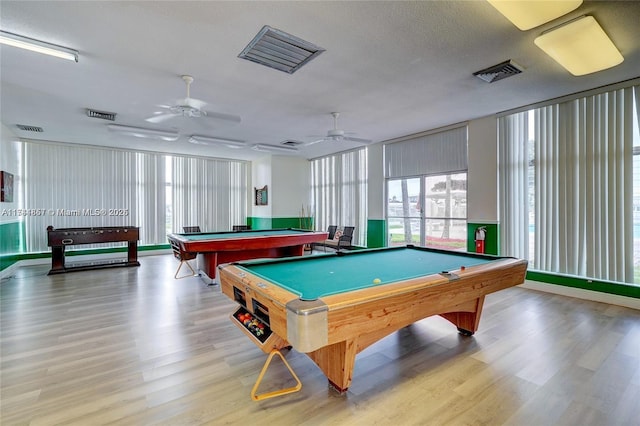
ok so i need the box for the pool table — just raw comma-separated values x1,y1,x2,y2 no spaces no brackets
167,228,328,283
219,245,528,392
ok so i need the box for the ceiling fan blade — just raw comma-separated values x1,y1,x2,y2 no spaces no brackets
145,113,175,124
343,136,373,144
203,110,241,123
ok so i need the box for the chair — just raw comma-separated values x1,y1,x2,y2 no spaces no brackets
313,225,354,252
327,225,337,240
329,226,354,250
338,226,355,248
170,239,197,279
183,226,201,233
232,225,251,231
310,225,336,252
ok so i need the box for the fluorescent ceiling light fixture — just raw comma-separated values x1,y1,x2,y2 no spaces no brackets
0,30,78,62
534,16,623,76
107,124,179,141
188,135,246,149
487,0,582,31
252,144,298,153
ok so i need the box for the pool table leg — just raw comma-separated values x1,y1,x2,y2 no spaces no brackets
440,296,485,336
307,339,358,393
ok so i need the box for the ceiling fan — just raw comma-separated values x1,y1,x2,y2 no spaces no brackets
307,112,372,145
146,75,241,124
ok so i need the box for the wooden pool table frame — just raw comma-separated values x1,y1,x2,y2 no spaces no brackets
219,248,528,392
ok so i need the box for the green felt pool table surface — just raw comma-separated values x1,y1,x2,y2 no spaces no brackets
236,246,497,300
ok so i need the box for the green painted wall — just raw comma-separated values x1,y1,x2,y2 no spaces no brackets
273,217,313,229
249,216,314,230
0,221,23,271
526,270,640,299
367,219,387,248
0,221,22,253
248,217,272,230
467,223,499,255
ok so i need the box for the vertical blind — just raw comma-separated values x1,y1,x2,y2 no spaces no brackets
23,142,165,250
498,112,530,260
384,126,468,178
499,84,637,284
171,156,248,232
21,141,249,252
311,148,368,246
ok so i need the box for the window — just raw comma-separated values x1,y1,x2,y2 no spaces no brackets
311,148,368,246
424,173,467,250
385,126,468,249
386,173,467,249
170,156,249,233
22,143,166,250
499,83,639,284
19,141,249,252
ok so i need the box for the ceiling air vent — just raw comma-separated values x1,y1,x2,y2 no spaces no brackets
473,60,523,83
16,124,43,132
239,25,325,74
281,139,304,147
86,108,116,121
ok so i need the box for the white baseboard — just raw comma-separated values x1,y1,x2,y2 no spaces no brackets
520,279,640,310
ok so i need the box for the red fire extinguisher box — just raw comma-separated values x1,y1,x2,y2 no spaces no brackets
467,223,499,255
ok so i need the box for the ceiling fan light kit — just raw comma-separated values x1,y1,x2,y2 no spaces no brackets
107,124,179,141
146,75,241,124
0,30,79,62
170,105,201,118
170,76,201,117
307,112,372,145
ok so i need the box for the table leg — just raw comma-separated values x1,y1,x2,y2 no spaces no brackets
307,338,358,393
440,296,485,335
48,245,66,274
127,241,138,264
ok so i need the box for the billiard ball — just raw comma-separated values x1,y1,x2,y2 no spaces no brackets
373,278,382,284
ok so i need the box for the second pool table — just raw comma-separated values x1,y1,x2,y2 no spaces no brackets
219,246,528,392
167,228,328,283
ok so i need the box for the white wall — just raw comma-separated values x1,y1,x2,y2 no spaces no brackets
0,124,20,224
467,116,499,222
367,143,385,220
271,156,310,217
250,155,310,219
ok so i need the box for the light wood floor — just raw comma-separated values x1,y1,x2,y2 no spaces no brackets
1,254,639,426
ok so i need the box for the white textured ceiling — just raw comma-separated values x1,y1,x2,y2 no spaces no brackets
1,1,639,161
